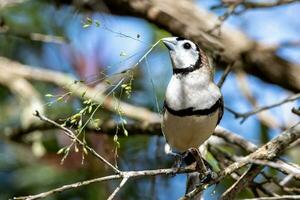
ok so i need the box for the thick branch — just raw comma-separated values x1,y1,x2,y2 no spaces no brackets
219,122,300,199
185,122,300,198
0,57,160,123
59,0,300,92
241,0,300,9
13,162,197,200
51,0,300,92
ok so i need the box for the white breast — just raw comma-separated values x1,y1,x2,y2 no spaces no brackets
162,110,219,152
165,71,221,110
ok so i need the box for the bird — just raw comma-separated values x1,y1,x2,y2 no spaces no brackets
161,37,223,188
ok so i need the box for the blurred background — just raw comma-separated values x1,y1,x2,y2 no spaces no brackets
0,0,300,199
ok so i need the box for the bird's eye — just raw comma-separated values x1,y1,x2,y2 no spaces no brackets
183,42,191,49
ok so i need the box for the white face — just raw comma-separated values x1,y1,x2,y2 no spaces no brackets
162,37,200,69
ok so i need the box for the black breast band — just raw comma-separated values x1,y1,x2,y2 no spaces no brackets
164,98,222,117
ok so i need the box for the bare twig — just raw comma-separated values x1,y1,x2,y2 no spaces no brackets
217,62,234,88
13,175,121,200
13,165,196,200
221,165,265,200
34,111,120,173
212,0,300,10
214,126,257,152
226,93,300,123
107,177,129,200
241,195,300,200
240,0,300,9
0,25,67,44
292,107,300,116
248,159,300,179
235,71,281,128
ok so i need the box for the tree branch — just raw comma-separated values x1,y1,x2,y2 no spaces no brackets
241,195,300,200
241,0,300,9
185,122,300,199
11,113,300,199
219,121,300,199
0,57,160,123
107,177,129,200
55,0,300,92
226,92,300,123
13,165,197,200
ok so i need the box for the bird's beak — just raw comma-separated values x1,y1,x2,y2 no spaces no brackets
162,37,177,51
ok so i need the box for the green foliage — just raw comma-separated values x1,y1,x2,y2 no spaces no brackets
82,17,101,28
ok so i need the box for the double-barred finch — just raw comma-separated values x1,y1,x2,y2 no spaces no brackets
161,37,223,195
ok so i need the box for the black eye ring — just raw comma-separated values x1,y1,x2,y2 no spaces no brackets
183,42,191,49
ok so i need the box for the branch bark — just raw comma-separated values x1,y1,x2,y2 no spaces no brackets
57,0,300,92
0,57,160,123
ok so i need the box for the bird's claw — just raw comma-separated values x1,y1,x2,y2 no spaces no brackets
199,170,213,183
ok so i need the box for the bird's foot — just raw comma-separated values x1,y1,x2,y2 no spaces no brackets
198,166,217,184
170,152,184,175
184,147,217,183
165,147,185,175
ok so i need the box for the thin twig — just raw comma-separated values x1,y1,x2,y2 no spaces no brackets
0,26,67,44
13,166,196,200
107,177,129,200
292,107,300,116
34,111,120,173
240,0,300,9
241,195,300,200
248,159,300,179
217,62,234,88
12,175,121,200
235,70,281,128
211,0,300,10
226,93,300,123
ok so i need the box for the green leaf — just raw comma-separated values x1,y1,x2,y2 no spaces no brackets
83,147,88,155
82,17,93,28
88,105,93,113
57,148,65,154
113,135,118,142
95,20,101,27
105,79,112,85
45,94,53,97
120,51,127,57
74,145,79,152
57,96,64,101
83,24,91,28
123,129,128,136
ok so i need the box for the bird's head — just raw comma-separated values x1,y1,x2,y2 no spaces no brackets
162,37,207,75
